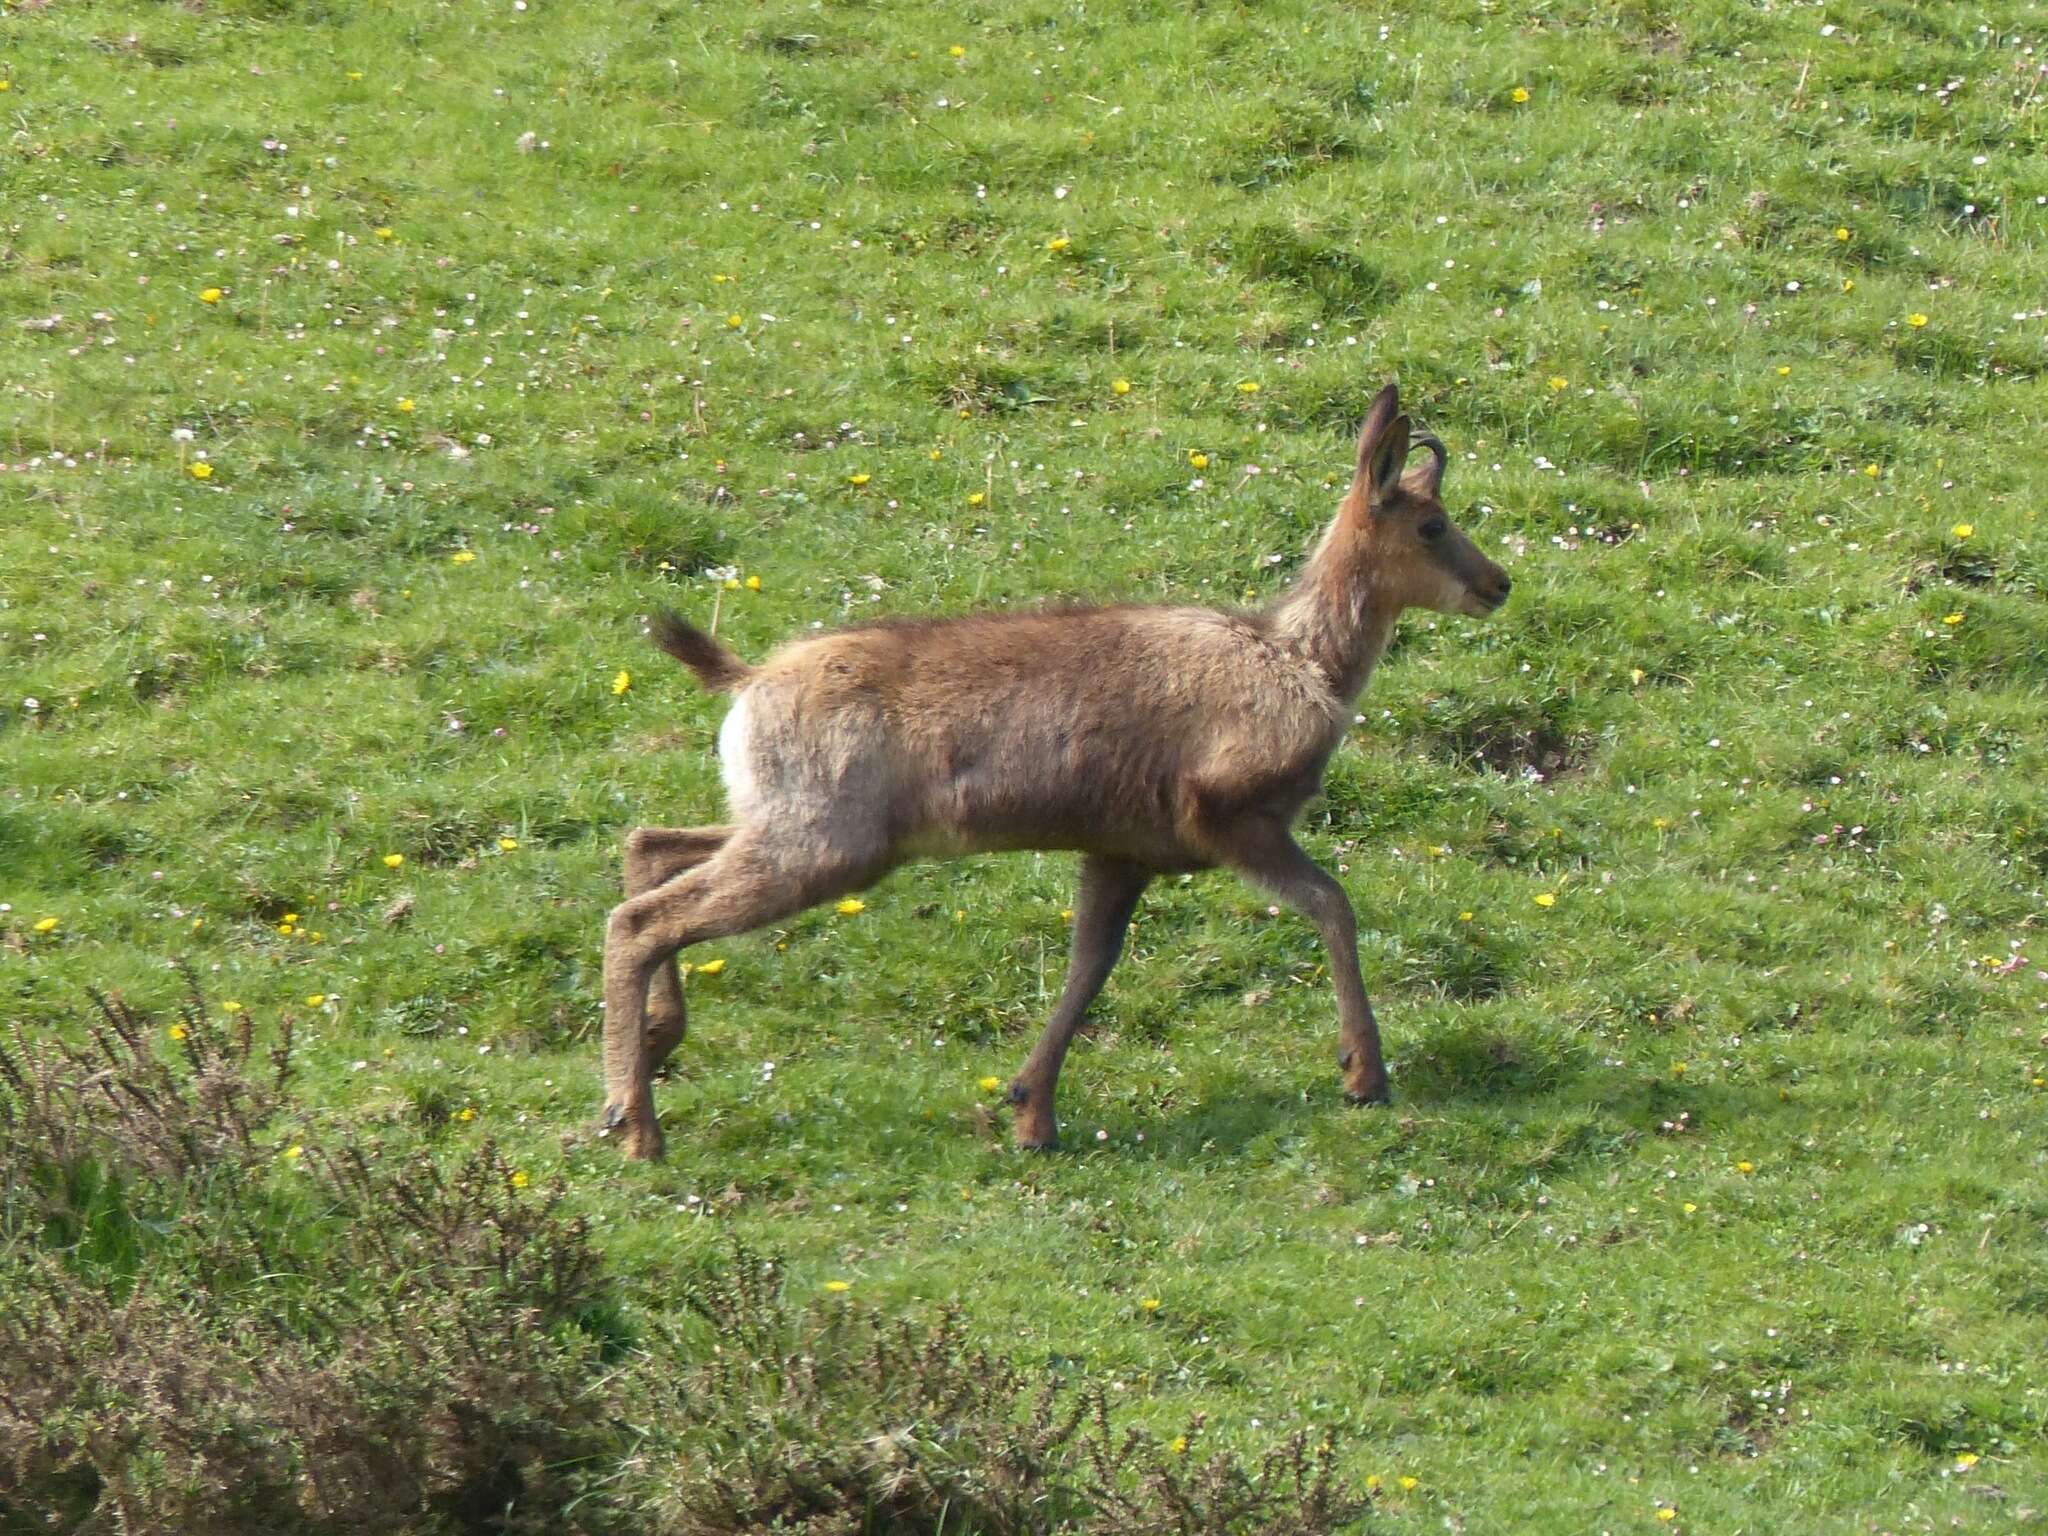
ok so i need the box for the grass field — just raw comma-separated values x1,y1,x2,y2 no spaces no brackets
6,0,2048,1527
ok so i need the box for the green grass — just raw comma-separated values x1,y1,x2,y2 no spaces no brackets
6,0,2048,1526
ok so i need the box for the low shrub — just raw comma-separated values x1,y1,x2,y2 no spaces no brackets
0,980,1367,1535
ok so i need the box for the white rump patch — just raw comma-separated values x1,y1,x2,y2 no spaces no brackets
716,691,761,816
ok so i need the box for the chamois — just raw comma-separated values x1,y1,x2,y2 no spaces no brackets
601,382,1511,1159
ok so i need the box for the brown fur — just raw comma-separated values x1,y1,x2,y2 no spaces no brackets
600,382,1511,1158
649,610,753,693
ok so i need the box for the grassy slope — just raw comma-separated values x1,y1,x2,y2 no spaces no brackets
5,0,2048,1526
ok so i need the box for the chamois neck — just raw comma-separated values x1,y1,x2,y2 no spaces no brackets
1268,518,1396,701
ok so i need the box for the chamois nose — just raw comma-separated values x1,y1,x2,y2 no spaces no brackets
1483,571,1512,606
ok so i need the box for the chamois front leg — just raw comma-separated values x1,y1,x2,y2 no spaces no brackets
623,826,733,1075
1008,855,1150,1149
1212,817,1389,1106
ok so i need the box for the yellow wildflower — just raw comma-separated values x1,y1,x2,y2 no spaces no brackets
849,472,871,486
727,313,744,328
499,836,519,851
1942,612,1964,627
282,1144,304,1161
1863,464,1880,479
1907,313,1928,328
1189,451,1208,469
1458,910,1474,922
1511,86,1530,103
1170,1435,1188,1454
1951,522,1973,540
1399,1477,1419,1492
189,462,213,479
966,491,985,507
397,398,415,413
1140,1297,1161,1311
33,917,59,934
695,958,726,976
375,226,394,240
823,1279,851,1293
305,994,327,1008
1736,1160,1755,1174
223,1001,244,1013
836,898,867,916
745,574,761,591
1656,1510,1676,1524
1111,378,1131,395
168,1023,188,1042
1534,892,1557,908
1776,365,1791,376
978,1075,1002,1093
1237,380,1260,393
509,1169,531,1189
200,287,223,304
949,44,966,57
1046,236,1070,252
456,1106,476,1122
1547,375,1568,392
613,669,632,694
450,549,476,563
1683,1202,1698,1215
382,853,405,869
1365,1475,1382,1492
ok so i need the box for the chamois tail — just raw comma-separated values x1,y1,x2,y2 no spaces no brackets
649,610,754,694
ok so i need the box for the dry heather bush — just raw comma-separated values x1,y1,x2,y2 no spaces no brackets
625,1245,1367,1536
0,981,1369,1535
0,980,617,1535
0,974,294,1184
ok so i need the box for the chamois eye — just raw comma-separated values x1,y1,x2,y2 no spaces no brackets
1419,518,1448,542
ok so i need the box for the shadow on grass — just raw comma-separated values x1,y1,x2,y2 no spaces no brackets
653,1004,1805,1193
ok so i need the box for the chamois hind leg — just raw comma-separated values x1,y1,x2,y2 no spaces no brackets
623,826,733,1076
1008,855,1150,1150
601,828,883,1160
1210,816,1388,1106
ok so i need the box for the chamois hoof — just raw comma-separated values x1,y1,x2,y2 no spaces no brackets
1344,1085,1392,1107
1007,1082,1060,1150
599,1101,666,1160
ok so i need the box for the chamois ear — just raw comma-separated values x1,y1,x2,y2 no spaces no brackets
1353,383,1401,488
1353,385,1411,507
1358,406,1412,507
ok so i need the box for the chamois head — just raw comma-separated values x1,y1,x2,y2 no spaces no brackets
1344,383,1512,619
